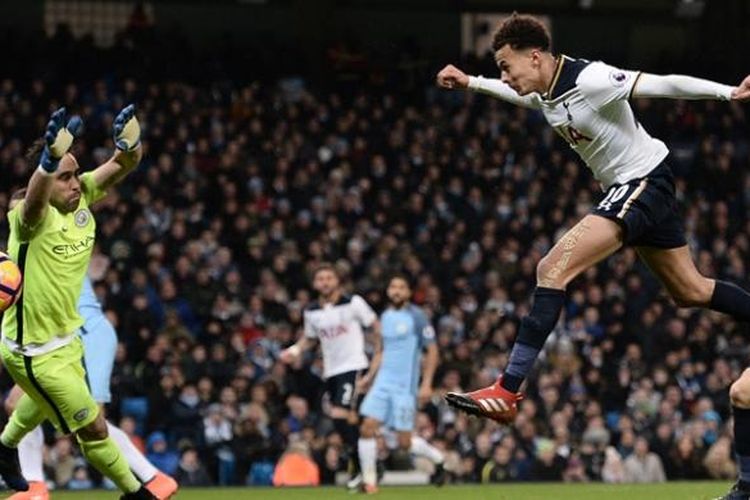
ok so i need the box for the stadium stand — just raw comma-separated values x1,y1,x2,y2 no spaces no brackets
0,22,747,488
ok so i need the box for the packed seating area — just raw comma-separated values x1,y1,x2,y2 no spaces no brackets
0,26,748,488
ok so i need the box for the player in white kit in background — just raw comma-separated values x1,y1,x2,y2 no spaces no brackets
4,265,178,500
357,275,445,493
280,263,382,489
436,13,750,500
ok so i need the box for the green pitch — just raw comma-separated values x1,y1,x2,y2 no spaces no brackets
34,481,730,499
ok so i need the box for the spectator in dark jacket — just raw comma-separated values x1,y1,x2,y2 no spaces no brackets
175,448,213,487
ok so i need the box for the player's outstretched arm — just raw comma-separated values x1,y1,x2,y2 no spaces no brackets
436,64,541,109
91,104,143,191
631,73,744,101
23,107,82,228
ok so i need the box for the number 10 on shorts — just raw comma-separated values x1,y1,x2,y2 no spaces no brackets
597,184,631,212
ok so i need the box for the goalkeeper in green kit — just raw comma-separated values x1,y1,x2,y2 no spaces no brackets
0,105,157,499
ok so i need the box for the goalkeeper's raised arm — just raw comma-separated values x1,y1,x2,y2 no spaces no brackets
91,104,143,191
22,108,82,230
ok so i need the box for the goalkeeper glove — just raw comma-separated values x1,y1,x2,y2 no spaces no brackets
39,108,82,173
113,104,141,152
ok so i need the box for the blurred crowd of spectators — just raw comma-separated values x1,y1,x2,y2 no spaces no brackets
0,25,749,490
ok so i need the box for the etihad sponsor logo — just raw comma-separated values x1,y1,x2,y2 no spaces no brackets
52,235,95,256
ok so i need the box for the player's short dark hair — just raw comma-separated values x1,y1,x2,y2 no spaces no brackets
313,262,340,280
492,13,551,52
388,272,413,290
24,138,46,171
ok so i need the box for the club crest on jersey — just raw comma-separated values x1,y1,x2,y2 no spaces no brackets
73,408,89,422
74,209,90,228
609,70,628,87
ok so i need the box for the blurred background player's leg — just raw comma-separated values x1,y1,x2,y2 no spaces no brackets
391,393,445,485
357,418,380,493
409,436,444,467
358,384,390,492
325,370,363,487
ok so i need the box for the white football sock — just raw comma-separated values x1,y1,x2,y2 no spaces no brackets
107,421,158,482
358,437,378,486
18,425,44,482
410,436,443,464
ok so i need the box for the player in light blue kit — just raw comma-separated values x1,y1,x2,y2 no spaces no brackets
357,274,445,492
6,274,178,500
78,276,119,409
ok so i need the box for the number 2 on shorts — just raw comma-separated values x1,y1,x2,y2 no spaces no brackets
341,382,353,406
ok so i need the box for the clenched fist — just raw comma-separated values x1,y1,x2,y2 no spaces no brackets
436,64,470,90
731,74,750,101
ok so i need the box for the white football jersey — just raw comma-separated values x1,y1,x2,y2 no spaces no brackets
304,294,377,379
471,55,669,188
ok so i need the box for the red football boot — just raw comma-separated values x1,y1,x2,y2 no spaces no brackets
444,377,523,424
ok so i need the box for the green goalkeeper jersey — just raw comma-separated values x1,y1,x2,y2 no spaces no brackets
3,173,106,346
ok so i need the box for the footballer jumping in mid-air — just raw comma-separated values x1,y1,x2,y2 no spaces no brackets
436,13,750,500
0,105,158,499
